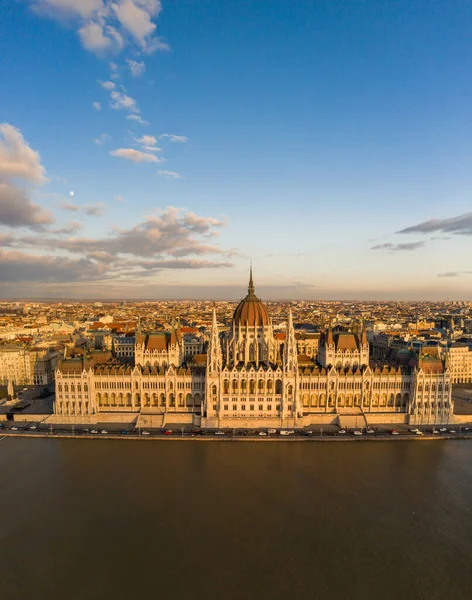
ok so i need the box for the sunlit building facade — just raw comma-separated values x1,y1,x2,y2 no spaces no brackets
54,271,454,426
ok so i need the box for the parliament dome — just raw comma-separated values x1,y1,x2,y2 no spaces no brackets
233,268,270,327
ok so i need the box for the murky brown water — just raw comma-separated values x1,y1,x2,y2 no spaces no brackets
0,438,471,600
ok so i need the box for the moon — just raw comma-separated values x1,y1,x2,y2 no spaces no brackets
69,191,74,197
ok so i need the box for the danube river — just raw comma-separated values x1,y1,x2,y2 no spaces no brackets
0,439,471,600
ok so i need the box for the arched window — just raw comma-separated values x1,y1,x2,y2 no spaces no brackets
287,384,293,395
232,379,238,392
77,383,81,392
212,385,217,396
267,380,273,392
275,379,282,394
84,383,88,392
249,379,256,394
258,380,264,392
58,383,62,392
135,381,139,390
64,384,69,393
223,379,229,394
241,379,247,392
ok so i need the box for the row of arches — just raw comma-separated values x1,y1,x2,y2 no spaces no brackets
301,392,410,409
58,382,88,393
220,379,285,395
96,392,202,408
417,382,449,392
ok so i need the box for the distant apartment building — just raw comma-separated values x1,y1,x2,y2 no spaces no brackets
446,343,472,384
0,344,59,385
183,333,204,358
112,335,135,358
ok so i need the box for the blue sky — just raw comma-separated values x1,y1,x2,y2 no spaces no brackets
1,0,472,299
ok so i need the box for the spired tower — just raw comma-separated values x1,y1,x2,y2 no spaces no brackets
226,267,279,365
203,269,300,429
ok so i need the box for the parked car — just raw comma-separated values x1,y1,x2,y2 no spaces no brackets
215,431,225,436
91,430,98,434
353,430,363,436
338,429,347,435
100,430,108,434
366,428,375,434
142,431,150,436
258,431,267,436
391,430,399,435
164,430,173,435
11,426,18,431
267,428,277,434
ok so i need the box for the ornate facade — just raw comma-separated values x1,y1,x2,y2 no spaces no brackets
54,271,454,426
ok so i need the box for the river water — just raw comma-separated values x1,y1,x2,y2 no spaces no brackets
0,438,471,600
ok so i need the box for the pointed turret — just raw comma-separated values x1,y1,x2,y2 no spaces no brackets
283,306,298,373
207,305,222,373
136,317,143,345
248,262,255,296
326,328,334,346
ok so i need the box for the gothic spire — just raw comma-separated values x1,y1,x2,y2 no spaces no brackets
284,306,298,373
248,262,255,295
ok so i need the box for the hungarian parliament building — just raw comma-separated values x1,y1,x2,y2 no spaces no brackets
54,271,454,428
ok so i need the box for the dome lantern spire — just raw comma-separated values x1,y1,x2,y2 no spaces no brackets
248,262,255,295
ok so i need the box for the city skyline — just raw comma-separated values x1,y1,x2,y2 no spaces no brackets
2,1,472,300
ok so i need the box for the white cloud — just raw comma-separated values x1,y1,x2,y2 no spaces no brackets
0,183,54,230
135,134,162,153
115,195,125,202
51,220,83,235
112,0,159,48
137,134,157,146
157,170,181,179
93,133,111,145
79,21,114,52
126,114,149,125
33,0,104,20
110,148,163,163
0,124,54,230
110,90,138,112
60,201,80,212
99,79,115,90
33,0,169,56
92,101,101,110
159,133,188,143
0,123,48,184
127,59,145,76
84,202,106,216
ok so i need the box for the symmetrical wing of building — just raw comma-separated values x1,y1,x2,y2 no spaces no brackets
54,271,454,427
